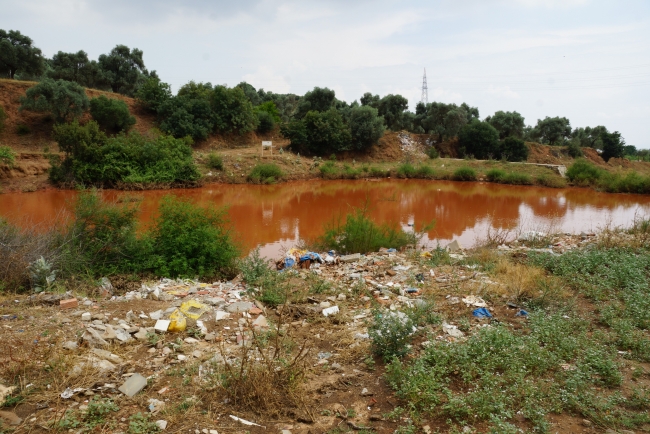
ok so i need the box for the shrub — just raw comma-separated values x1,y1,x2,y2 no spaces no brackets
135,76,172,113
566,159,603,186
452,166,477,181
142,196,240,279
0,146,15,167
281,108,352,155
210,85,259,134
19,78,89,123
349,105,385,150
416,165,436,178
206,152,223,170
369,166,389,177
458,119,500,160
256,110,275,133
486,168,505,182
567,138,583,158
89,95,135,133
248,163,282,184
426,146,439,159
16,124,31,135
51,120,200,187
536,174,567,188
319,160,338,178
341,164,362,179
599,171,650,194
487,170,533,185
158,95,214,141
314,204,416,254
369,310,415,361
396,163,416,178
500,137,529,162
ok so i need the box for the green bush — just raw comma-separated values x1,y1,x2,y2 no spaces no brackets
452,166,477,181
416,165,435,178
210,85,259,134
566,159,603,186
458,120,500,160
341,164,362,179
256,110,275,133
281,108,352,155
89,95,135,133
158,95,214,141
599,171,650,194
426,146,439,159
500,137,529,162
567,138,583,158
349,105,385,150
51,120,200,187
487,169,532,185
206,152,223,170
0,146,15,167
319,160,338,178
369,310,416,361
369,166,389,177
396,163,416,178
486,168,505,182
536,174,567,188
248,163,283,184
315,205,416,254
142,196,240,279
19,78,89,123
135,77,172,113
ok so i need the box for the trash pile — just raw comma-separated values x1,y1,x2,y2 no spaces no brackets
397,132,427,159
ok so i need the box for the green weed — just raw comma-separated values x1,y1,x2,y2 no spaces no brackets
452,167,477,181
248,163,283,184
206,152,224,170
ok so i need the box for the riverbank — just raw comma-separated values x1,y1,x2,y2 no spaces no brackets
1,221,649,433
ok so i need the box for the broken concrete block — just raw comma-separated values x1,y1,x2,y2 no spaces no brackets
81,312,92,321
215,311,230,321
82,327,109,348
446,239,462,253
252,315,268,329
91,348,123,364
340,253,361,263
154,320,170,332
134,328,149,340
102,325,117,340
155,420,168,430
226,302,253,313
62,340,78,350
114,327,131,342
118,373,147,397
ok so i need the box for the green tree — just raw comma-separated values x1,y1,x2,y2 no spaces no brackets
47,50,108,89
348,105,385,150
421,102,469,141
486,111,525,140
281,108,351,155
500,136,529,162
534,116,571,145
461,102,480,122
377,94,409,131
255,101,281,133
177,81,213,100
571,125,608,149
89,96,135,133
360,92,380,108
210,86,258,134
19,78,89,123
295,87,337,119
601,130,625,162
236,81,261,106
158,95,214,140
0,29,45,79
458,120,500,159
97,45,151,96
135,77,172,113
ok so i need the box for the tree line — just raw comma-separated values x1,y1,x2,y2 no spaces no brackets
1,28,632,161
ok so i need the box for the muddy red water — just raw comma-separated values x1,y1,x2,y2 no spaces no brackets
2,179,650,258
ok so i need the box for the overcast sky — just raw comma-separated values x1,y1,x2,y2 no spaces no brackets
2,0,649,148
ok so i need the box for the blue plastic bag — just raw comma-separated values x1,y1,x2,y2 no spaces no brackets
472,307,492,318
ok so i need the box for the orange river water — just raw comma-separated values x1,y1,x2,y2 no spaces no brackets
1,179,649,258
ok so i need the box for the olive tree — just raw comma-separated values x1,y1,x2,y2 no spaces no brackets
98,45,151,96
48,50,108,89
210,86,258,134
486,111,525,140
349,105,385,150
0,29,44,79
534,116,571,145
458,120,500,160
19,79,89,123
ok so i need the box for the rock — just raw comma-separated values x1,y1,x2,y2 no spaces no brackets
446,239,462,253
60,298,78,309
0,385,17,403
360,388,373,396
178,354,187,361
155,420,168,430
0,410,22,426
252,315,268,329
102,324,117,340
149,310,163,320
62,340,78,350
337,293,346,301
215,311,230,321
134,328,149,340
192,350,202,358
118,373,148,397
114,327,131,342
210,430,219,434
581,419,592,427
204,333,216,341
81,312,92,321
184,337,200,344
320,301,331,308
162,347,172,355
204,297,225,306
386,270,397,276
442,322,465,338
82,327,109,348
91,348,123,364
340,253,361,263
226,302,253,313
331,362,343,372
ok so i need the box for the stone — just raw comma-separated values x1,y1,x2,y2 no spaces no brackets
337,293,346,301
581,419,592,427
215,311,230,321
184,337,199,344
178,354,187,361
249,307,263,315
60,298,78,309
149,310,163,320
340,253,361,263
102,324,117,340
155,320,171,332
192,350,202,358
81,312,92,321
0,385,16,403
118,373,148,397
209,430,219,434
331,363,343,372
134,328,149,340
446,239,462,253
82,327,109,348
0,410,22,426
442,322,465,338
114,327,131,342
320,301,331,308
386,270,397,277
155,420,168,430
91,348,123,364
360,388,373,396
204,333,216,341
62,340,78,350
226,302,253,313
204,297,225,306
252,315,268,329
162,347,172,355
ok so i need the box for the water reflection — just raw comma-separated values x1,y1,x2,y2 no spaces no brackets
1,179,649,257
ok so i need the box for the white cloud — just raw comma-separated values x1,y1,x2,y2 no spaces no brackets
485,85,520,99
242,67,292,94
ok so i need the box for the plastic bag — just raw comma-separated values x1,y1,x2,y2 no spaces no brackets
168,309,186,332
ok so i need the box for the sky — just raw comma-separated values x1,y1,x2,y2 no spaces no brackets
2,0,649,148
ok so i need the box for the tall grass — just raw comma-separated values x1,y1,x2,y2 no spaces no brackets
567,159,650,193
397,163,435,179
452,166,477,181
248,163,283,184
486,169,533,185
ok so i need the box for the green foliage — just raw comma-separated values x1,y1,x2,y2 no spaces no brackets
47,50,108,90
599,171,650,194
248,163,283,184
397,163,435,179
281,108,352,155
59,397,120,431
236,81,261,105
135,77,172,113
315,204,416,254
51,120,200,187
128,413,160,434
571,125,608,149
239,248,270,285
143,196,240,279
415,101,475,141
89,95,135,133
426,146,439,159
377,94,410,131
452,166,477,181
98,44,151,96
255,101,281,133
15,124,30,135
0,146,15,167
536,173,567,188
27,256,56,293
566,159,603,185
240,249,288,306
158,95,214,140
205,152,223,170
601,130,625,162
348,105,385,150
567,138,584,158
458,120,500,160
485,110,525,139
0,29,45,79
210,85,259,134
295,87,337,119
486,169,532,185
178,81,213,100
319,160,338,178
500,136,529,162
19,78,89,123
534,116,572,145
369,310,415,361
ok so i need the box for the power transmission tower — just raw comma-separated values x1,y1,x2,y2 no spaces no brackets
420,68,428,105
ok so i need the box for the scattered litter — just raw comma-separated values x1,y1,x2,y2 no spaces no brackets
229,415,265,428
118,373,148,397
462,295,487,307
60,387,84,399
472,308,492,318
442,322,465,338
518,231,546,242
515,310,529,317
179,300,211,320
155,320,171,332
322,306,339,317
